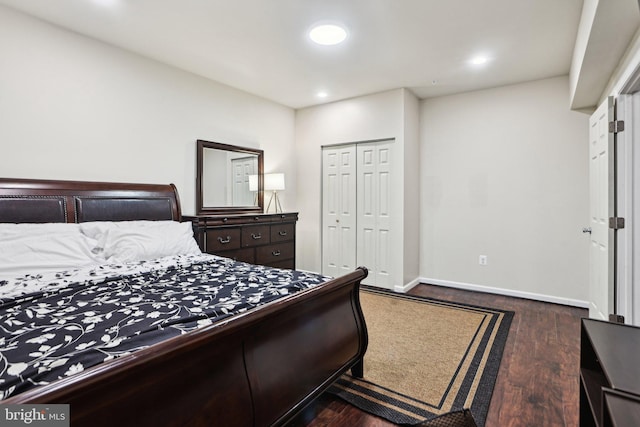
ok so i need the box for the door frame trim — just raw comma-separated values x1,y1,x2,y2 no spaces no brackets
615,62,640,325
614,95,634,324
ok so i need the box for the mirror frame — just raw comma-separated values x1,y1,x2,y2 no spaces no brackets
196,139,264,215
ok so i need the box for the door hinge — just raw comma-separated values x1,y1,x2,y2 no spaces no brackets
609,217,625,229
609,314,625,324
609,120,625,133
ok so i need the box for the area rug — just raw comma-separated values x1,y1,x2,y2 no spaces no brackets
328,287,513,426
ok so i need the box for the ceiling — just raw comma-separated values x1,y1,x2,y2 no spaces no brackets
0,0,585,109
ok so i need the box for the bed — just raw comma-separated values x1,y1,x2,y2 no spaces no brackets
0,178,368,426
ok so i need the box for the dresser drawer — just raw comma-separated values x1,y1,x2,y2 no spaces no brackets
204,215,270,226
269,259,295,270
218,248,255,264
270,223,294,243
256,242,294,265
242,225,270,247
206,228,241,252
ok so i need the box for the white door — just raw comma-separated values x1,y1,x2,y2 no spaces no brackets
589,97,615,320
231,157,256,206
357,140,393,288
322,145,357,278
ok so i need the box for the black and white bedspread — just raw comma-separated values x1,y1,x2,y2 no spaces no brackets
0,254,330,400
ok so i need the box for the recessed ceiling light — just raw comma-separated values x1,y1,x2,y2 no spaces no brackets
317,91,328,98
91,0,120,7
309,24,348,46
470,56,489,66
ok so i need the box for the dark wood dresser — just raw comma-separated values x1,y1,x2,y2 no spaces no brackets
184,213,297,269
580,318,640,427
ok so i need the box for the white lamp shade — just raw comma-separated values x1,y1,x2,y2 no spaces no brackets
248,175,258,192
264,173,285,191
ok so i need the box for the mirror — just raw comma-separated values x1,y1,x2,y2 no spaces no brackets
196,139,264,215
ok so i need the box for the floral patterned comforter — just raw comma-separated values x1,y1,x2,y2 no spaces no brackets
0,254,330,400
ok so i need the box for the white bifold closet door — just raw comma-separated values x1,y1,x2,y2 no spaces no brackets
356,141,392,288
322,145,357,279
322,140,394,289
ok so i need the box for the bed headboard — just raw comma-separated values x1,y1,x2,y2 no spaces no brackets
0,178,181,223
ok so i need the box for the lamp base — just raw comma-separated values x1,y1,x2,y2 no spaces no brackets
266,191,283,213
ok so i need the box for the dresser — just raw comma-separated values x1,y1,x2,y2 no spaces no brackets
184,213,297,269
580,318,640,427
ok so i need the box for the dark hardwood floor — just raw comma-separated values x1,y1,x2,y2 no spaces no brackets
289,283,588,427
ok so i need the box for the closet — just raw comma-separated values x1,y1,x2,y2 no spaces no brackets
322,139,394,288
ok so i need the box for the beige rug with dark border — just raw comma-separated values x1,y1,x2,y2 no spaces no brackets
328,287,513,426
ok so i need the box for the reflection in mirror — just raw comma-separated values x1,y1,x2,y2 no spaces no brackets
196,140,264,214
202,149,258,206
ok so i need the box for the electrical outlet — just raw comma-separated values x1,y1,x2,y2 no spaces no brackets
479,255,488,266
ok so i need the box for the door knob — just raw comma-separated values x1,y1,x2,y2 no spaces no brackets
582,227,592,234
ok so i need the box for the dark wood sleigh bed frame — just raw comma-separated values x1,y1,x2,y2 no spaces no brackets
0,178,368,426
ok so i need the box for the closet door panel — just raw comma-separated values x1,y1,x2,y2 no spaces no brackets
377,228,391,285
323,151,340,276
357,140,393,289
360,226,375,279
376,145,392,288
322,145,357,278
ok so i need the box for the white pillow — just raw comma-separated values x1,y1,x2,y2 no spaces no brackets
0,224,103,281
81,221,201,263
0,222,81,238
79,220,169,239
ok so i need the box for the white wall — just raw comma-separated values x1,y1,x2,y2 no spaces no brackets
420,76,590,304
570,0,597,104
600,26,640,99
295,89,413,278
0,5,296,216
403,91,421,286
569,0,639,111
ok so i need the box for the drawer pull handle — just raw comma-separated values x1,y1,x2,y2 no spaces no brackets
278,231,287,236
218,236,231,244
251,233,262,240
272,250,281,257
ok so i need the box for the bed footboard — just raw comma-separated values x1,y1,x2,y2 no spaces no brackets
245,268,368,425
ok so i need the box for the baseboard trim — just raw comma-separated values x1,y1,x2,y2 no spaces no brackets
394,277,421,293
417,277,590,309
